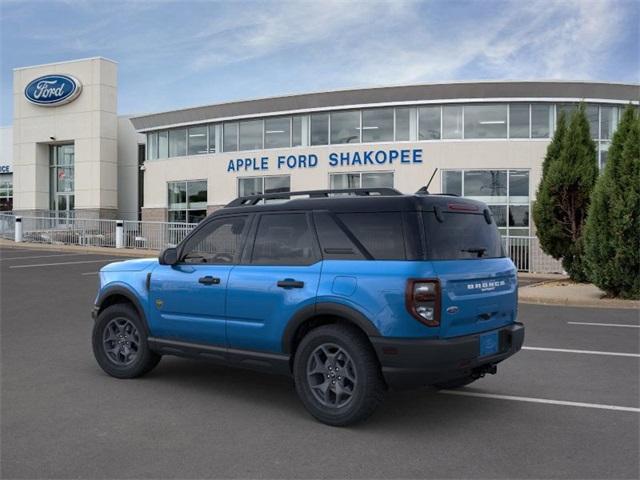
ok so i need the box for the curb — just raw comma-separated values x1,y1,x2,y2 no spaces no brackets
519,291,640,310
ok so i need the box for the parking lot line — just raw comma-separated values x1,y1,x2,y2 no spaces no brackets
0,253,88,261
568,321,640,328
81,272,99,275
439,390,640,413
9,259,122,269
523,346,640,358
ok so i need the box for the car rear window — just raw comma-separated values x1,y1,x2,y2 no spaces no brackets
423,211,504,260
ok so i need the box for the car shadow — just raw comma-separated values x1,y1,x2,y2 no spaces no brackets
134,356,508,431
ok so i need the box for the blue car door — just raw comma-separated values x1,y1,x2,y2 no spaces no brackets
226,212,322,353
148,214,251,346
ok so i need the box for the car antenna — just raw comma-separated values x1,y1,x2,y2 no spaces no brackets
416,168,438,194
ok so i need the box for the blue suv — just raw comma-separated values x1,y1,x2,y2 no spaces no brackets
92,188,524,426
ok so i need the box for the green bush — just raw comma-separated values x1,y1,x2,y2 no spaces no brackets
533,105,598,281
584,106,640,299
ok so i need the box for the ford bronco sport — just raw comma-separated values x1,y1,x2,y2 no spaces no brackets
92,188,524,426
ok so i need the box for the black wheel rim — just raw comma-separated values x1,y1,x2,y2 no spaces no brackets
103,317,140,366
306,343,357,408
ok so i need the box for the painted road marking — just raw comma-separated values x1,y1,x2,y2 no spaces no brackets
1,253,88,261
439,390,640,413
568,321,640,329
523,346,640,358
10,259,122,269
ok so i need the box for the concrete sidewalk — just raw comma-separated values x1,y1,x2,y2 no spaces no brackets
2,239,638,310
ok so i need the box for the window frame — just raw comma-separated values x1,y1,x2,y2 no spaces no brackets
177,213,251,265
237,175,291,200
167,179,208,224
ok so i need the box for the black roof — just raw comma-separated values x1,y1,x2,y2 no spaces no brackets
217,191,488,216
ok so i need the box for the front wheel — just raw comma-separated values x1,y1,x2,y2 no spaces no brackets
293,324,385,426
92,303,161,379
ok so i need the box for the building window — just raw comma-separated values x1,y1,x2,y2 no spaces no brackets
362,108,394,143
531,104,552,138
395,107,411,141
292,116,303,147
442,105,463,139
169,128,187,157
419,106,441,140
239,119,263,150
310,113,329,145
238,175,291,202
464,104,507,139
265,117,291,149
585,104,599,140
168,180,207,223
187,126,208,155
330,110,360,144
208,124,217,153
509,104,529,139
600,106,619,140
223,122,239,152
147,132,158,160
158,131,168,159
329,171,394,189
49,144,75,218
442,169,530,236
0,173,12,211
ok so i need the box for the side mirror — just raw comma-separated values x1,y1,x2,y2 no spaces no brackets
159,247,178,266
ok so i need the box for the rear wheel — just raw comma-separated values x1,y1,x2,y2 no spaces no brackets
92,303,161,379
293,324,385,426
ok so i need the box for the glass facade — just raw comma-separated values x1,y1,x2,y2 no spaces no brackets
168,180,207,223
49,144,75,219
238,175,291,202
0,173,12,211
442,169,530,236
143,103,624,167
329,171,394,189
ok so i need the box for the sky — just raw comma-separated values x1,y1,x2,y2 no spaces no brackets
0,0,638,126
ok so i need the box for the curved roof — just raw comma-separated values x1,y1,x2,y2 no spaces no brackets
130,81,639,131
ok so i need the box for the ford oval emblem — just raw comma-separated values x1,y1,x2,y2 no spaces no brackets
24,74,82,106
446,306,459,314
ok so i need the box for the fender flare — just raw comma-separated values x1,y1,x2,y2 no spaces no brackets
281,302,381,354
95,285,150,334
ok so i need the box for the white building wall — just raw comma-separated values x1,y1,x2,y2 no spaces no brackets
116,116,144,220
0,126,13,170
12,57,118,217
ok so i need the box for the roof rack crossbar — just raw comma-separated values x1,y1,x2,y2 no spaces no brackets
226,188,402,207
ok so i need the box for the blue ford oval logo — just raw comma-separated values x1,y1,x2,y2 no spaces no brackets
24,74,82,106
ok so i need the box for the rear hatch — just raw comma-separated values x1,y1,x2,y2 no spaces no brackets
423,204,517,338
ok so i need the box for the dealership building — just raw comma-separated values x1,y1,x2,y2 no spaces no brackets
4,57,638,238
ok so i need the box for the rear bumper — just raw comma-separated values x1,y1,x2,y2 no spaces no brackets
370,323,524,390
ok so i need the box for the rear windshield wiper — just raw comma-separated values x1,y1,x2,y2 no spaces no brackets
461,247,487,258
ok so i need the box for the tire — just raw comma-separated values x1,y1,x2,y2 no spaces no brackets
92,303,161,379
434,376,477,390
293,324,385,426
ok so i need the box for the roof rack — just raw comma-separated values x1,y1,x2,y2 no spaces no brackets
225,188,402,207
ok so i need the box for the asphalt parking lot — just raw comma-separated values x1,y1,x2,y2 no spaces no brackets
1,245,638,479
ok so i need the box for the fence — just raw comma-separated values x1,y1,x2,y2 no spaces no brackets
0,213,564,274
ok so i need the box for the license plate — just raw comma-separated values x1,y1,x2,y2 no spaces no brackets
479,331,499,357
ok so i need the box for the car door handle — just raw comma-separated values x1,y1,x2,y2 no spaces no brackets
277,279,305,288
198,276,221,285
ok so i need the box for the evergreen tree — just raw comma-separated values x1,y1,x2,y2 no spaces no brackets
584,106,640,298
533,104,598,281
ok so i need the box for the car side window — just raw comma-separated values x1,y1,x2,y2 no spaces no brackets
313,212,365,260
251,213,317,265
337,212,406,260
182,216,248,264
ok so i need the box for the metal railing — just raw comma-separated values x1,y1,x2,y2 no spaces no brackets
20,216,118,247
1,214,564,274
0,213,15,240
122,220,197,250
504,235,564,274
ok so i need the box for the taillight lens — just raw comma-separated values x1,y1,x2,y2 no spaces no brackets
406,279,440,327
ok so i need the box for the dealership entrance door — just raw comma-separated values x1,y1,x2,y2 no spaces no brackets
50,144,75,221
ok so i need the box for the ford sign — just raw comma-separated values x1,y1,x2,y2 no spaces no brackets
24,74,82,106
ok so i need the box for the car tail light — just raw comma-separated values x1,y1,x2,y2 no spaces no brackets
406,279,440,327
